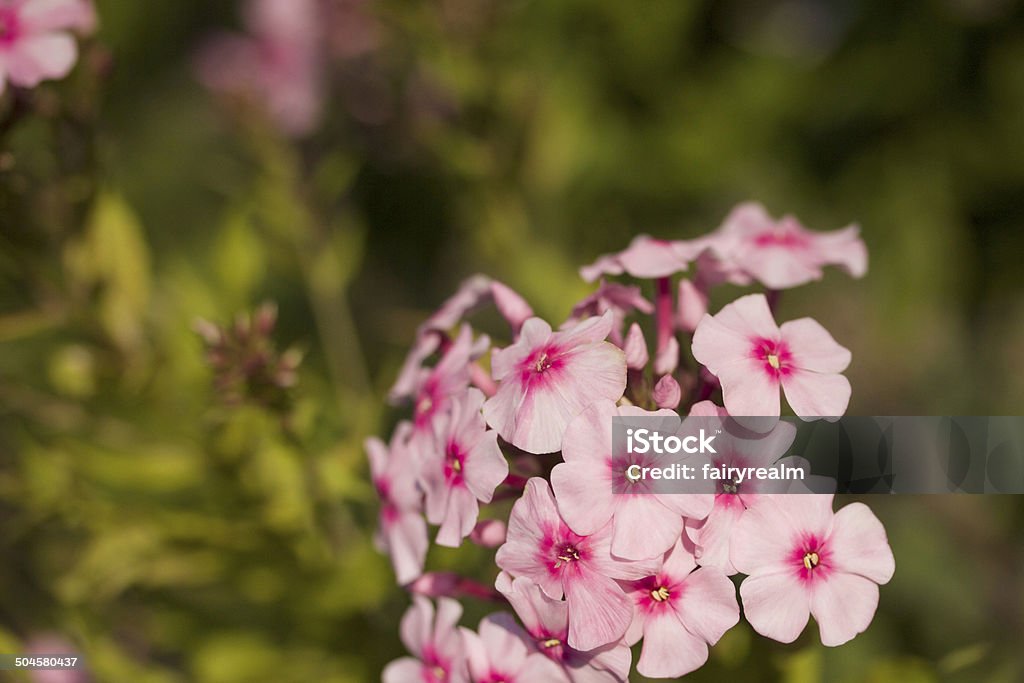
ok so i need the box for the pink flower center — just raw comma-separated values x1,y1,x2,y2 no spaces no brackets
420,648,451,682
753,227,808,248
634,574,681,612
791,535,831,583
443,441,465,486
554,543,580,567
414,382,442,427
751,337,792,378
537,634,567,662
519,344,565,388
0,9,20,46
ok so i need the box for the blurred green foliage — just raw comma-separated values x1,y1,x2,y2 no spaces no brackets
1,0,1024,681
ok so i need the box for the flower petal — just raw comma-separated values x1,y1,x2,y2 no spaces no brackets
780,318,852,373
565,568,633,651
636,612,709,679
810,571,880,646
826,502,895,584
738,572,811,643
781,369,851,419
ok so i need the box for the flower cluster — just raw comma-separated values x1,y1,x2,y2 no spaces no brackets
371,204,894,681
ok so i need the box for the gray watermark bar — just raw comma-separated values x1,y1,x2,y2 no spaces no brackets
0,654,85,670
610,416,1024,494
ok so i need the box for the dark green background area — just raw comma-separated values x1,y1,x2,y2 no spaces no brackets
1,0,1023,681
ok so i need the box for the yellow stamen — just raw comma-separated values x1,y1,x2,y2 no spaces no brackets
803,551,820,571
541,638,561,649
650,586,670,602
767,353,780,369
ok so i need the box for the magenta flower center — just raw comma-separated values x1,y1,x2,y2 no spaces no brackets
443,441,465,486
519,344,565,388
753,227,808,248
554,543,580,567
537,634,566,662
420,648,451,682
751,337,792,378
0,8,20,45
791,535,831,583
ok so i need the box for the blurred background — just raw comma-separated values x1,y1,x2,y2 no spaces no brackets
1,0,1023,681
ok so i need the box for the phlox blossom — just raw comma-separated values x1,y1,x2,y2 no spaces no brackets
384,596,468,683
366,422,428,585
707,201,867,290
483,312,625,454
498,574,631,683
550,401,713,561
460,612,566,683
692,293,852,423
0,0,95,95
620,538,739,679
731,494,895,646
495,478,658,651
421,388,508,547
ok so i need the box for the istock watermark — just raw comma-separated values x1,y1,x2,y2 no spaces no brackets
611,415,1024,494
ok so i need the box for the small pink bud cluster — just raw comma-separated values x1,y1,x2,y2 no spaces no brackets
371,204,894,682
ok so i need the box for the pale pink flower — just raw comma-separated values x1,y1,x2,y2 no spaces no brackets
421,388,509,547
580,235,703,282
708,202,868,290
651,375,681,409
195,0,323,136
551,401,713,561
497,574,631,683
366,423,428,585
691,293,852,422
483,312,626,454
495,478,658,651
460,613,567,683
469,519,506,548
408,325,476,437
621,323,648,370
620,538,739,679
0,0,95,95
384,596,469,683
389,276,527,403
566,280,653,345
683,401,799,573
420,275,533,340
731,494,895,646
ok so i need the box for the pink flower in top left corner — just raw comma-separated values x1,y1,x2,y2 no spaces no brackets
483,311,626,454
0,0,96,95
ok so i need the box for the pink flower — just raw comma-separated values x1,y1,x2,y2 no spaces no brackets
420,275,533,340
580,235,703,282
195,0,323,136
731,494,895,646
566,280,653,346
708,202,868,290
498,574,631,683
384,596,469,683
495,478,658,651
460,613,566,683
651,375,681,409
620,539,739,679
389,276,527,403
691,293,852,422
366,423,428,585
550,401,713,561
408,325,477,438
483,312,626,454
683,401,799,573
0,0,95,95
421,388,509,547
